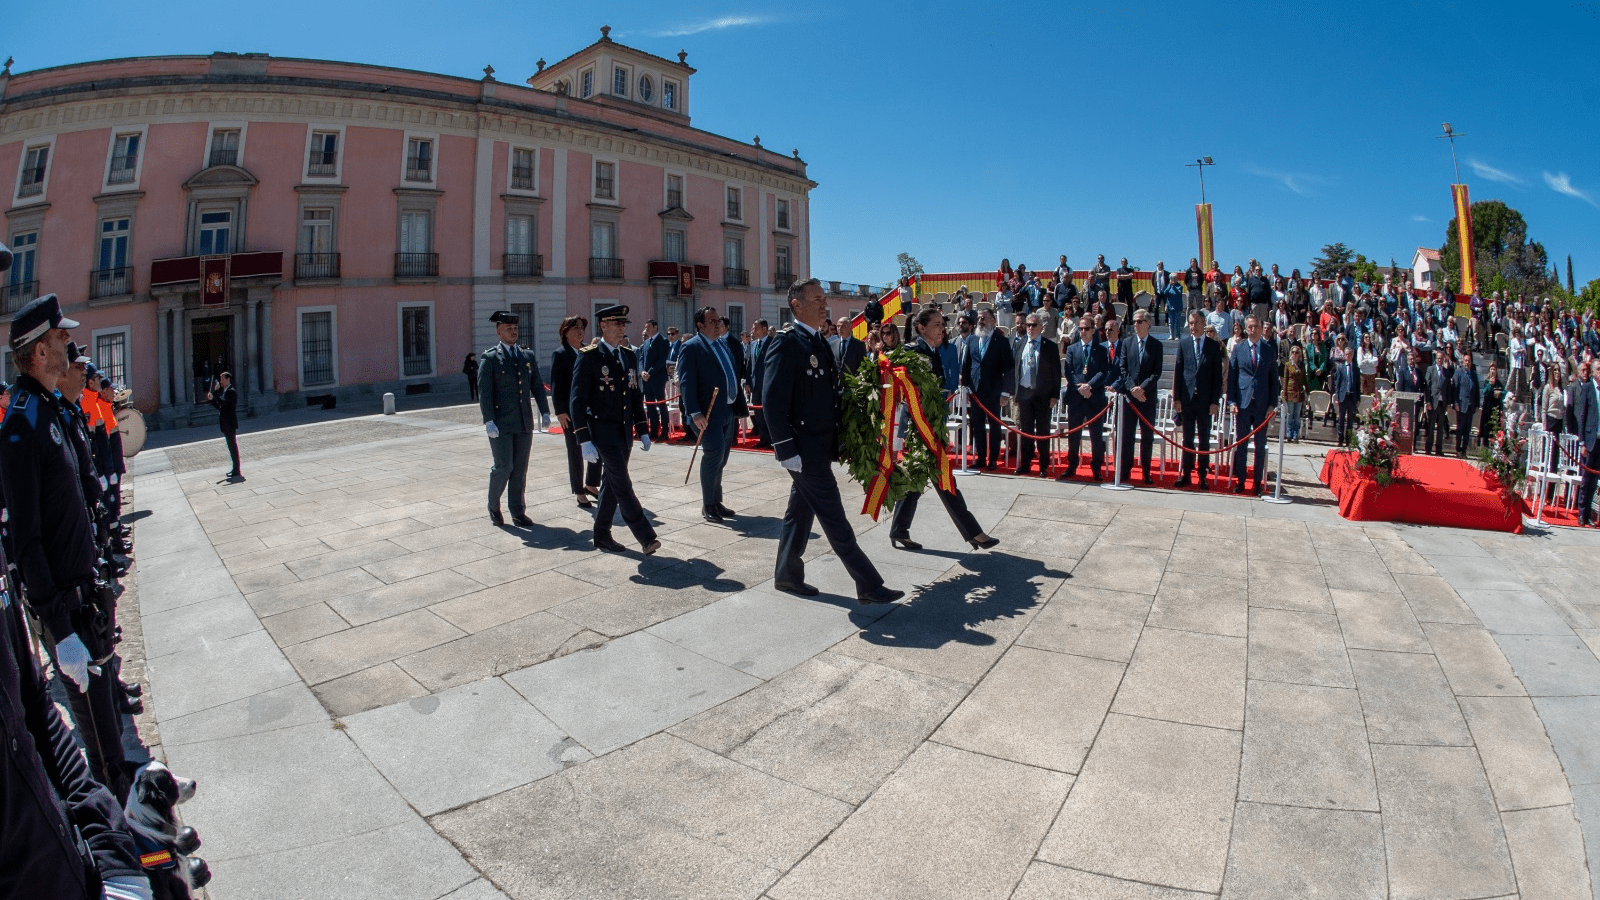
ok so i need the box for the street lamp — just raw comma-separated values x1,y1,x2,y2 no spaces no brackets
1186,156,1214,204
1436,123,1465,184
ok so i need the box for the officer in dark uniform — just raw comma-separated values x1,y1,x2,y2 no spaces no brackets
762,280,902,604
479,310,550,526
0,295,132,799
570,305,660,555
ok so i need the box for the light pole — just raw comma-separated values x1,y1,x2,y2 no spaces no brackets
1186,156,1214,204
1436,123,1465,183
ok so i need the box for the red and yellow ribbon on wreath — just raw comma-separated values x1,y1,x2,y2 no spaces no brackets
862,356,954,520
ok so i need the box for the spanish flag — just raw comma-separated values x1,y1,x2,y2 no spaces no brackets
851,287,904,340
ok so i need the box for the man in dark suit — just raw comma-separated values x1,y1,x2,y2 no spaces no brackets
1173,310,1223,488
570,304,659,555
835,316,869,377
638,319,670,440
206,369,242,479
763,279,902,605
1452,348,1480,456
1060,314,1109,480
1392,347,1422,393
747,318,772,447
1117,309,1164,484
1573,364,1600,526
680,306,746,523
1013,312,1061,476
1227,314,1280,494
1331,346,1362,448
959,305,1014,469
1422,351,1455,456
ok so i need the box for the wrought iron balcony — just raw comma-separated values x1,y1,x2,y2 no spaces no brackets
295,253,341,280
589,257,624,280
774,272,795,290
394,252,439,278
510,165,535,190
405,155,431,181
2,280,38,314
503,254,543,278
724,267,750,287
207,148,238,168
89,266,132,299
107,156,138,184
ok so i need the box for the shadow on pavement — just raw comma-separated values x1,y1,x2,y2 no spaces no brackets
852,552,1069,649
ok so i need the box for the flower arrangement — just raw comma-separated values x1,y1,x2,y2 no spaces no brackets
1353,396,1401,485
840,346,945,513
1474,408,1525,494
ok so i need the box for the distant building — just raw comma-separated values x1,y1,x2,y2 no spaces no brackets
1412,247,1443,292
0,28,814,426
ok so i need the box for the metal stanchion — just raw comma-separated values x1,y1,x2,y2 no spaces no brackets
1262,401,1292,505
956,386,976,476
1101,394,1133,492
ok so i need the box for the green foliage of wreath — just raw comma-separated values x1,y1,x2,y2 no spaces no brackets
840,347,947,512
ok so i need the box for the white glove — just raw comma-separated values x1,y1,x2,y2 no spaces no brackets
485,422,500,439
581,442,599,463
640,434,652,452
778,455,803,472
55,634,91,690
103,875,155,900
541,413,551,430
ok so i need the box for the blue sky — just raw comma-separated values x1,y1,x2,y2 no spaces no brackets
13,0,1598,287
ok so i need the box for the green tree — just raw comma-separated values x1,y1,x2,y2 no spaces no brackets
1439,200,1552,299
896,252,924,283
1567,254,1575,294
1351,254,1381,287
1309,243,1356,279
1576,278,1600,315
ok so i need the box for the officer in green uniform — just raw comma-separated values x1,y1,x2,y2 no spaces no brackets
479,310,549,526
570,305,660,555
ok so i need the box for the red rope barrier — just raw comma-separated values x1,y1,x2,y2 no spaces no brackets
1126,401,1279,456
1552,434,1600,476
967,393,1112,440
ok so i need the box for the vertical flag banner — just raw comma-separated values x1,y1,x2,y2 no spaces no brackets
1452,184,1476,297
201,256,230,307
1195,203,1215,268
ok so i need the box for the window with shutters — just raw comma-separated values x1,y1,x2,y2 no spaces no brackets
108,133,141,185
207,129,241,168
307,131,339,176
663,228,686,263
18,145,49,198
198,210,231,256
510,147,536,191
299,309,336,387
594,160,615,201
400,304,434,377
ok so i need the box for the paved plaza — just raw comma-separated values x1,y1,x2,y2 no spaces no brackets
126,404,1600,900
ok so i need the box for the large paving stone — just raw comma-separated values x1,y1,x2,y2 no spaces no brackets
328,569,483,626
1461,588,1576,636
202,817,478,900
1496,634,1600,696
1039,713,1241,894
1011,862,1214,899
344,677,588,815
1006,494,1120,525
395,612,605,692
141,591,262,659
1434,554,1535,592
1070,544,1168,594
1166,536,1243,577
244,567,385,617
1317,550,1399,593
1459,696,1574,812
1531,696,1600,786
1501,804,1594,900
1330,588,1430,653
431,733,848,900
771,742,1070,900
430,571,602,632
990,516,1102,561
1111,627,1245,730
136,554,242,613
1245,561,1333,614
935,645,1123,773
672,653,965,804
1348,649,1472,746
1239,680,1378,811
311,661,430,718
1421,622,1526,696
1016,584,1153,664
285,539,410,579
1247,607,1353,688
158,682,327,747
1392,573,1480,624
148,628,302,720
547,568,729,637
1220,802,1386,900
260,601,348,647
1372,744,1516,900
648,588,863,679
284,609,466,685
1146,572,1249,638
503,631,759,754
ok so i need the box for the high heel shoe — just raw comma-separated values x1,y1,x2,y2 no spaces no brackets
968,533,999,550
890,536,922,551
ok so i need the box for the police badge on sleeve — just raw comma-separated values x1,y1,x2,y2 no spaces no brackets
49,421,63,446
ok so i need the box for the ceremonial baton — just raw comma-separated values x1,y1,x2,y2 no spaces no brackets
684,386,719,484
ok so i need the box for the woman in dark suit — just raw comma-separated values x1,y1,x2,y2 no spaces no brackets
551,315,601,508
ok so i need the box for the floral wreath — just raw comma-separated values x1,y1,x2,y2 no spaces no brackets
840,346,947,515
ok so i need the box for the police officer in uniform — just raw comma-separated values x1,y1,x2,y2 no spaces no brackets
570,305,661,555
762,280,902,604
479,310,550,526
0,295,133,800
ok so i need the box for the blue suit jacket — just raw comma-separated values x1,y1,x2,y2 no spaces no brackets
960,332,1015,403
1227,339,1281,412
640,334,669,388
678,334,742,425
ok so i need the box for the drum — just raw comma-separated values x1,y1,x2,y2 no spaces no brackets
116,407,147,457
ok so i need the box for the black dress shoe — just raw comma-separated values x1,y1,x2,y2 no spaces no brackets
702,507,724,523
890,535,922,550
1231,484,1246,494
1142,473,1154,485
858,585,905,605
1176,475,1193,487
775,581,819,596
594,534,627,553
511,514,534,527
714,504,737,518
969,533,1000,550
641,538,662,555
489,509,506,526
1198,479,1211,490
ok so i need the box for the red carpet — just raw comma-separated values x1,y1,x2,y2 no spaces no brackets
1319,450,1526,534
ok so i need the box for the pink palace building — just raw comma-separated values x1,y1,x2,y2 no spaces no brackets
0,27,815,426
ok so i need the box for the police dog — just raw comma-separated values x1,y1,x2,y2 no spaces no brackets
124,761,212,900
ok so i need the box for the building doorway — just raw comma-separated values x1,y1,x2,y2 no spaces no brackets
191,315,233,405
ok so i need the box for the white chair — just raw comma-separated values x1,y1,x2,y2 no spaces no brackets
1374,378,1393,394
1523,426,1552,505
933,292,951,305
1357,395,1376,415
1154,389,1177,476
1553,433,1584,509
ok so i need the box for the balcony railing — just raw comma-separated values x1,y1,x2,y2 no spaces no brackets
307,158,336,176
394,252,439,278
89,266,133,299
295,252,341,280
511,166,534,190
108,156,138,184
2,280,38,314
207,148,238,168
666,189,683,209
405,155,431,181
775,272,795,290
724,267,750,287
589,257,624,280
18,179,42,198
503,253,543,278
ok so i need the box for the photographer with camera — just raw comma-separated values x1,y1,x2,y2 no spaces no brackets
205,371,241,479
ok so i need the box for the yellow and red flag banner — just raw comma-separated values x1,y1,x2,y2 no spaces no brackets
862,356,954,520
1452,184,1476,298
850,287,904,340
1196,203,1215,269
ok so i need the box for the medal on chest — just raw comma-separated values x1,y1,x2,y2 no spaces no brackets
599,365,614,391
808,354,821,378
627,370,638,389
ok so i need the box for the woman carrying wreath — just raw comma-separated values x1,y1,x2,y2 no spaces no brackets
887,308,1000,551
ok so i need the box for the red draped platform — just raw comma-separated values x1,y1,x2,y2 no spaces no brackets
1319,450,1526,534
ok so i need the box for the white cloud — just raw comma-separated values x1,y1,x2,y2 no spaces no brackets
1412,214,1433,223
650,15,773,37
1244,164,1318,196
1467,159,1524,185
1544,171,1600,209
